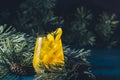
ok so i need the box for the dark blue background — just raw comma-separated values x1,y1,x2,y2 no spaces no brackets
89,49,120,80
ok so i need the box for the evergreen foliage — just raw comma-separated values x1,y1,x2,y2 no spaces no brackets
63,7,95,47
0,0,120,79
63,7,119,48
0,25,95,80
0,25,35,79
95,13,119,48
1,0,120,79
0,0,120,48
35,46,95,80
1,73,20,80
13,0,58,34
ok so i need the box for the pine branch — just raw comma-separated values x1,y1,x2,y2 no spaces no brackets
0,73,20,80
0,25,35,77
95,13,119,38
35,45,96,80
95,13,119,48
63,7,95,47
13,0,57,33
0,24,15,40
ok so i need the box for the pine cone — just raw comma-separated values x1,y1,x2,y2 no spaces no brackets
10,63,27,75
